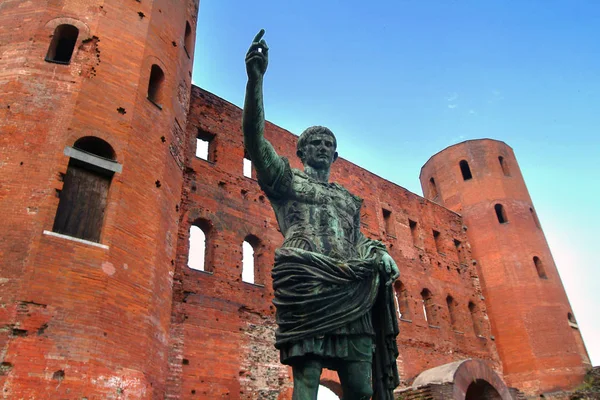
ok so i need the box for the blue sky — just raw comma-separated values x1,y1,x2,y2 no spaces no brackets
192,1,600,367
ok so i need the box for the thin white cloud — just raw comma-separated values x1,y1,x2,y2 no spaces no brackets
446,92,459,102
448,104,458,109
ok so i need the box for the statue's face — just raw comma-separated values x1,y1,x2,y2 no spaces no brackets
300,133,338,170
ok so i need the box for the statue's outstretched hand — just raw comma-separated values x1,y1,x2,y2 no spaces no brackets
381,253,400,286
246,29,269,81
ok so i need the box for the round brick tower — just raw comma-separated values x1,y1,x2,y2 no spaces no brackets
0,0,197,397
420,139,590,395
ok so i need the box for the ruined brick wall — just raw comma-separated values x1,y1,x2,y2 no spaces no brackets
0,0,198,398
167,87,502,398
420,140,590,395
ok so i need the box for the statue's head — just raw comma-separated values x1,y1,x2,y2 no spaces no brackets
296,126,338,170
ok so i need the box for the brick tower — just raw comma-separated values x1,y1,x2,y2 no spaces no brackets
419,139,590,395
0,0,198,398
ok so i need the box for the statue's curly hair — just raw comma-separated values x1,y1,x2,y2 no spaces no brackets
296,126,337,156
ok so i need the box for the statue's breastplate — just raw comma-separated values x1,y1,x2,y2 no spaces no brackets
276,172,362,260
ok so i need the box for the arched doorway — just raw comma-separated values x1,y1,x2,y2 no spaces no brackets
411,359,512,400
465,379,502,400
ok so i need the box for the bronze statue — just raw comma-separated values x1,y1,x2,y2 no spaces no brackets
243,30,400,400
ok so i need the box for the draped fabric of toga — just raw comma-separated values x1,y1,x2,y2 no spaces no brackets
260,156,400,399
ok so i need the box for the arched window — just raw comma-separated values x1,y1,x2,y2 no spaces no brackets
533,256,547,279
394,281,411,320
242,241,254,283
46,24,79,64
530,207,541,229
147,65,165,108
469,301,482,336
242,235,261,284
429,177,438,200
459,160,473,180
494,204,508,224
184,22,193,58
498,156,510,176
421,289,437,326
53,137,121,243
188,220,212,271
446,295,458,329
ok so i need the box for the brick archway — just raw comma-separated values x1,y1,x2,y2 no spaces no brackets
320,376,343,398
409,359,512,400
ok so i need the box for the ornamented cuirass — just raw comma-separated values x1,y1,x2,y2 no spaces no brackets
271,170,363,260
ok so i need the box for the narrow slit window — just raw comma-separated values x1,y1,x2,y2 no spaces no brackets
409,219,419,247
196,128,215,161
459,160,473,180
533,256,547,279
394,281,411,320
469,301,482,336
498,156,510,176
433,230,442,253
382,208,395,236
147,64,165,108
454,239,466,265
446,295,458,329
184,22,193,58
52,137,117,243
46,24,79,64
243,151,252,178
494,204,508,224
421,289,437,326
530,207,541,229
188,225,207,271
429,177,439,200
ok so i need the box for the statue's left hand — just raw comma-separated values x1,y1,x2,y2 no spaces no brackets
380,253,400,286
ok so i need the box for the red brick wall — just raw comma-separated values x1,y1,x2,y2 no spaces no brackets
0,0,198,398
167,88,501,398
420,140,590,395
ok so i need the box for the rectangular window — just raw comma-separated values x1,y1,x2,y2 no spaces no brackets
433,230,442,253
196,129,215,161
382,208,395,237
409,219,419,247
454,239,466,265
243,157,252,178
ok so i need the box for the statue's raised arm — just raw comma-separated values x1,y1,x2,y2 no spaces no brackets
242,30,284,189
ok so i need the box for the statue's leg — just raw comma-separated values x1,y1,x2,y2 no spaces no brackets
292,358,323,400
337,361,373,400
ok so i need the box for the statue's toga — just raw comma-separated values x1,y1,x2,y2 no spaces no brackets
243,30,400,400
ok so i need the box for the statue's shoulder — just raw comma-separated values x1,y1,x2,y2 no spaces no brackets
331,182,363,207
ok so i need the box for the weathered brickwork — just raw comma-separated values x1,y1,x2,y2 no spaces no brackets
0,0,198,398
0,1,590,399
166,88,501,398
420,140,591,395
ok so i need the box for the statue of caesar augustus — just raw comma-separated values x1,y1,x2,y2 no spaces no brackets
242,30,400,400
